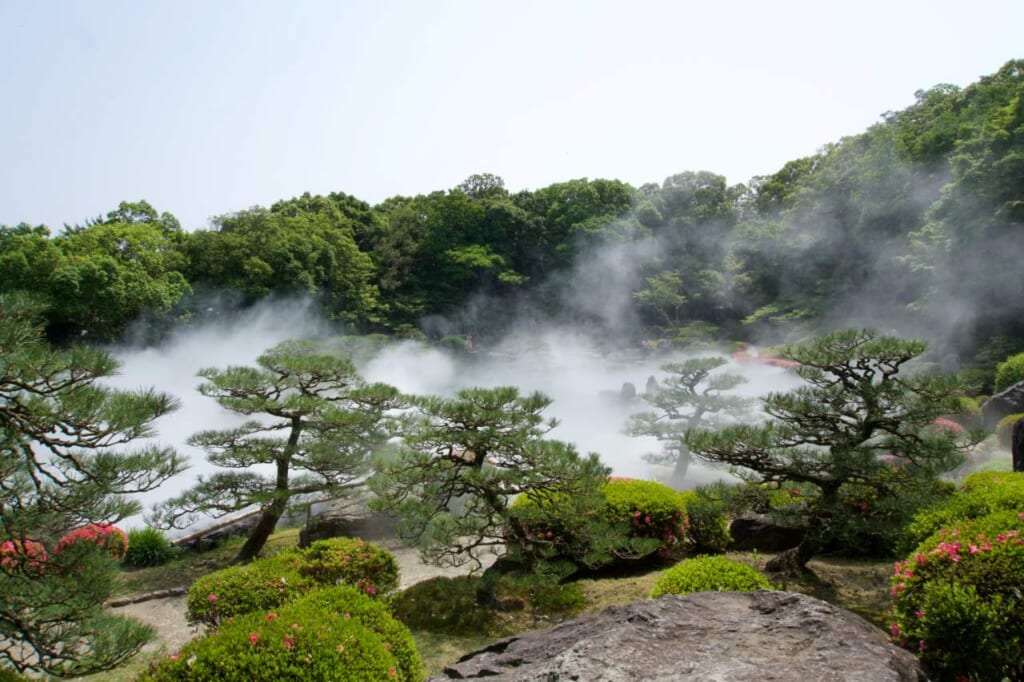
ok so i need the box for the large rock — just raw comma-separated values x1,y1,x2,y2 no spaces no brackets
981,380,1024,430
299,492,398,547
728,514,805,552
429,591,926,681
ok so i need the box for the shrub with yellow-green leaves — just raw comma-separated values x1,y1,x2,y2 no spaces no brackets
143,585,424,681
650,555,774,597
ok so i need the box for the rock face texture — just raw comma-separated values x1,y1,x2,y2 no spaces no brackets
981,380,1024,430
728,514,805,552
429,591,926,682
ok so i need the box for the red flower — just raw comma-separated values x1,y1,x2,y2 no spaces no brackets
249,632,259,645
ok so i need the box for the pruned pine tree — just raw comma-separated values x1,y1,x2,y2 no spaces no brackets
369,386,609,571
0,293,186,677
627,357,752,488
688,329,979,571
151,339,404,563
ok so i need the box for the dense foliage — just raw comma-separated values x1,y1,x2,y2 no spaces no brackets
1,61,1023,379
0,294,186,677
689,329,978,569
891,509,1024,680
146,585,424,682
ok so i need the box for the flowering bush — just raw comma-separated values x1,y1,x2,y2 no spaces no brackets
600,478,689,560
142,585,423,681
55,522,129,561
901,471,1024,552
186,556,311,628
890,510,1024,680
293,538,399,597
0,538,48,575
650,555,773,598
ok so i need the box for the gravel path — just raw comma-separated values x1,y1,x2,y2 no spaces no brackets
111,538,495,655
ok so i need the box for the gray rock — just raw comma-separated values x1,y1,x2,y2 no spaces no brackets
429,591,926,681
299,492,398,547
728,514,805,552
981,380,1024,430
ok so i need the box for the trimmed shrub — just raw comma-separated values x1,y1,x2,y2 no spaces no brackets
650,555,774,598
296,537,399,597
186,556,310,628
508,478,689,575
143,585,424,681
996,412,1024,447
890,510,1024,680
995,352,1024,393
123,527,178,568
389,576,496,636
901,471,1024,552
678,485,732,553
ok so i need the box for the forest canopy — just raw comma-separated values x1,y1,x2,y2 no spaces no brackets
2,60,1023,390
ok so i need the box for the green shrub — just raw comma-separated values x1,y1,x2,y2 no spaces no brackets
389,576,497,636
186,556,310,628
650,556,774,598
678,484,732,553
995,352,1024,392
142,585,424,681
901,471,1024,552
508,478,688,575
891,510,1024,680
123,527,178,568
996,412,1024,446
296,537,399,597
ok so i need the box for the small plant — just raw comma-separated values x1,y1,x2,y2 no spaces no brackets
123,527,178,568
650,555,774,598
678,484,732,553
890,509,1024,680
295,537,399,597
143,585,424,681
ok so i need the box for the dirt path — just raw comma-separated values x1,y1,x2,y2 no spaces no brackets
111,539,495,655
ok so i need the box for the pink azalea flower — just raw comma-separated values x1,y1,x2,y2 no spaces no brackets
208,593,217,603
249,632,259,645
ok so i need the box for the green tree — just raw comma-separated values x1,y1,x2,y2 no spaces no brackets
151,340,404,563
368,387,609,571
627,357,752,488
688,329,976,571
0,293,186,677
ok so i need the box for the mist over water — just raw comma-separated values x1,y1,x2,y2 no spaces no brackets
104,300,803,531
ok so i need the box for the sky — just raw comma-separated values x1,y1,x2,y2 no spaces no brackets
1,0,1022,232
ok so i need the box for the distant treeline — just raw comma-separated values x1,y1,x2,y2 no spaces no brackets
2,60,1022,390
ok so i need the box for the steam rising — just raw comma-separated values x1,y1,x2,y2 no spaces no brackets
106,299,803,531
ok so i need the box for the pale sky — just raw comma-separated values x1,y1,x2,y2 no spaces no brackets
2,0,1022,231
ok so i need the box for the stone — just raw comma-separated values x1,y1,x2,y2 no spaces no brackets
981,380,1024,430
428,591,926,681
299,492,398,547
728,514,805,552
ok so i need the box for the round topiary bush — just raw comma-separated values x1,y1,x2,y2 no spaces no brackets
186,556,310,628
650,555,774,598
123,527,178,568
901,471,1024,552
143,585,424,681
295,537,399,597
890,510,1024,680
995,352,1024,393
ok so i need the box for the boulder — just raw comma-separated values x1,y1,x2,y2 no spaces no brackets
981,380,1024,430
728,514,805,552
429,591,926,681
299,492,398,547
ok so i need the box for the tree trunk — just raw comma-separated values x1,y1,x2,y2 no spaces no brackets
234,505,284,564
668,446,691,490
764,535,819,572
